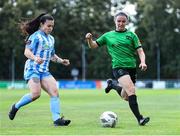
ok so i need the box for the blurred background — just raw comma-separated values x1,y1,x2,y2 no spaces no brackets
0,0,179,89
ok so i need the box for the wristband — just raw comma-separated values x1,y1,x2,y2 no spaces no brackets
57,58,62,63
34,56,37,62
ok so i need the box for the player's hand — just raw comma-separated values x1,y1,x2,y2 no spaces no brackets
61,59,70,66
34,56,44,64
85,33,92,40
139,63,147,71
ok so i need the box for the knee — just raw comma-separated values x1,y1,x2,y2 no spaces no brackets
31,92,41,100
121,94,129,101
123,96,129,101
51,89,59,97
121,91,129,101
126,86,135,95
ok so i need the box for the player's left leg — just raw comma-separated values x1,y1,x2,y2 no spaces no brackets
120,89,129,101
118,75,150,126
41,73,71,126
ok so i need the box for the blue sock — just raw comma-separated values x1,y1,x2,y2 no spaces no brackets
15,93,32,109
50,96,60,121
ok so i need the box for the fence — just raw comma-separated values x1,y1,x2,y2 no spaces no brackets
0,80,180,89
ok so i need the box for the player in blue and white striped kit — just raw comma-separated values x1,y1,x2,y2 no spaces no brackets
9,13,71,126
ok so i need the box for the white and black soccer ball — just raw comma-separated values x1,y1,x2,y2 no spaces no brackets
100,111,118,128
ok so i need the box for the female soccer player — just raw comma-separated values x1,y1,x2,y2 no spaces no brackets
8,13,71,126
85,11,150,126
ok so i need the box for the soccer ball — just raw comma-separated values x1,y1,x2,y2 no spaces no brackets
100,111,118,128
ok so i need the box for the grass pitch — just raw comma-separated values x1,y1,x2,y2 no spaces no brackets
0,88,180,135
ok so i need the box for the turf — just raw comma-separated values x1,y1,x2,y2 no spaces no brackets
0,88,180,135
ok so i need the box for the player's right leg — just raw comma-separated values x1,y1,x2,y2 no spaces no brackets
105,79,128,101
8,72,41,120
105,79,122,96
8,104,18,120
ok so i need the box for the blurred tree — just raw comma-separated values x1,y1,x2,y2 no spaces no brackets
0,0,120,80
0,0,24,80
0,0,63,80
52,0,114,79
129,0,180,79
1,0,178,80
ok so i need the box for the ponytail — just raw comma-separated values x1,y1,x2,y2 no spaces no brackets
20,13,47,36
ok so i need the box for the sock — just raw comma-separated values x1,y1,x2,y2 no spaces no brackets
50,96,60,121
128,95,143,122
111,80,122,96
15,93,33,109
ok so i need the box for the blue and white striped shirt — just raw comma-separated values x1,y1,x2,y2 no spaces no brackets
24,30,55,73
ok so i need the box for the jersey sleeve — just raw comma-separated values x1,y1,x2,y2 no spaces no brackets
133,33,142,49
51,48,55,56
96,33,106,47
25,34,39,50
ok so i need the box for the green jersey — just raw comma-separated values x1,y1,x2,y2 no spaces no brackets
96,30,142,68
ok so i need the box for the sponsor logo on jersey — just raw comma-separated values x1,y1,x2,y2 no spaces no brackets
126,35,133,40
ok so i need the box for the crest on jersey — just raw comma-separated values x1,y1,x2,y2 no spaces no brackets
126,35,132,40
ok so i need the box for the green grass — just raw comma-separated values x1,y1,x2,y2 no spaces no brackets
0,88,180,135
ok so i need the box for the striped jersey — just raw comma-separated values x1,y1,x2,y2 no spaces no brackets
96,30,142,68
24,30,55,73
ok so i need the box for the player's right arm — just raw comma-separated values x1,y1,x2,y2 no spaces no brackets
85,33,98,48
24,34,44,64
24,48,43,64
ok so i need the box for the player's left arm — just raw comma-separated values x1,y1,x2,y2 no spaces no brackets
51,54,70,66
137,47,147,71
133,32,147,71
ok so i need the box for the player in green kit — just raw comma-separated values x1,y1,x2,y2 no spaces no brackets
85,11,150,126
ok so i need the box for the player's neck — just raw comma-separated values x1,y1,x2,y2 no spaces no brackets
115,28,127,33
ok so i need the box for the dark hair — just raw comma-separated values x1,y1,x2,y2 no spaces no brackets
114,11,129,21
20,13,54,36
